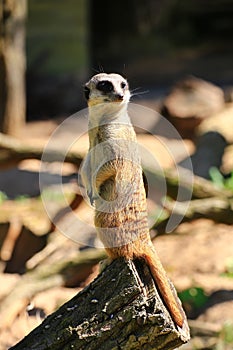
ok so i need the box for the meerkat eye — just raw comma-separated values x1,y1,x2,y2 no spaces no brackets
84,86,90,100
96,81,113,93
121,82,127,89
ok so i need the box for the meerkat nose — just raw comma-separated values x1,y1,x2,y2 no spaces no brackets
115,93,124,100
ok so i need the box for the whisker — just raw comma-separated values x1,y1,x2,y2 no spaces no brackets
91,67,101,74
98,64,105,73
131,89,150,98
91,65,105,74
130,87,142,93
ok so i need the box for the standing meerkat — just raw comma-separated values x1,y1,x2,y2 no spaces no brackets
81,73,184,328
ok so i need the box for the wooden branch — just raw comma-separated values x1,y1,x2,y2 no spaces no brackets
188,320,221,337
1,132,231,201
169,197,233,224
9,259,190,350
2,132,233,231
157,168,232,200
154,196,233,233
0,248,106,328
0,132,83,169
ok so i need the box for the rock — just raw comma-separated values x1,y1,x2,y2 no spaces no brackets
161,76,225,138
198,103,233,144
179,131,227,179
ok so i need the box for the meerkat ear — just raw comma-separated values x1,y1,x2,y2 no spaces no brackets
84,85,90,100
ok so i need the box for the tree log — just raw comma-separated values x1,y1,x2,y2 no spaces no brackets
9,258,190,350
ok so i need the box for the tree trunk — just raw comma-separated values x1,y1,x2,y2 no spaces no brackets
9,258,190,350
0,0,27,136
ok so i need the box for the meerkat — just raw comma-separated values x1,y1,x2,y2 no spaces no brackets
81,73,184,328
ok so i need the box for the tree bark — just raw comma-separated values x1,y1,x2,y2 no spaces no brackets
9,258,190,350
0,0,27,135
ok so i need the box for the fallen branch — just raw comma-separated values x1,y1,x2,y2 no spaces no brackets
1,132,231,200
187,320,222,349
0,132,83,169
0,248,106,328
188,319,221,337
156,168,232,200
154,196,233,233
10,258,190,350
170,197,233,224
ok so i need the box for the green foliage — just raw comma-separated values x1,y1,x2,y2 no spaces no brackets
15,195,29,202
0,191,8,204
178,287,208,310
215,322,233,349
221,322,233,345
209,167,233,191
221,257,233,278
225,174,233,191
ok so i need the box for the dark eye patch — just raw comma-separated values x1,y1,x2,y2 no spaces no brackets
121,81,127,89
96,80,113,93
84,86,90,100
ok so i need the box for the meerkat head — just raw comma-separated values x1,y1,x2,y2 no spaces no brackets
84,73,130,107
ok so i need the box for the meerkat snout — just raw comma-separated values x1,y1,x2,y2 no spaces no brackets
96,80,124,101
84,73,130,105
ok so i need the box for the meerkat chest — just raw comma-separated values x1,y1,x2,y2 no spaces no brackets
89,124,136,148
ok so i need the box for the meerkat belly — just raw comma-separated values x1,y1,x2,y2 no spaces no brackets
94,159,149,255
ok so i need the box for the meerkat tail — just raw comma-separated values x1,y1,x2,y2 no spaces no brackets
142,247,184,328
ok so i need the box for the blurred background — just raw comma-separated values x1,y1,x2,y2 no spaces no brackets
2,0,233,127
1,1,233,349
27,0,233,119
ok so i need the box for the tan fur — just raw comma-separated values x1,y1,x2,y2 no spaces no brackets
82,73,184,327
